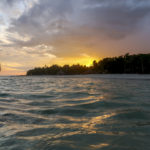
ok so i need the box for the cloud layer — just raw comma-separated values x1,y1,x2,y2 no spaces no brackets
1,0,150,74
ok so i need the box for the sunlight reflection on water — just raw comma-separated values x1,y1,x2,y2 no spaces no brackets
0,75,150,150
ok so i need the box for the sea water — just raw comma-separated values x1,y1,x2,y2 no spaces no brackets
0,74,150,150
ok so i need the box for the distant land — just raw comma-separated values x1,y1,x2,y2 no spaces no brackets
27,53,150,75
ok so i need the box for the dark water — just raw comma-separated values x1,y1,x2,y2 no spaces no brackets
0,75,150,150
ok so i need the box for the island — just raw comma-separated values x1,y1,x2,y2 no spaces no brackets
27,53,150,75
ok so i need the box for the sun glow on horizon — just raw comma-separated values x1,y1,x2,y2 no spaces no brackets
50,54,100,67
0,54,100,75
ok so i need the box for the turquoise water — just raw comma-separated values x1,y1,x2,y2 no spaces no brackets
0,74,150,150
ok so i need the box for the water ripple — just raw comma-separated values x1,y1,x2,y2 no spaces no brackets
0,75,150,150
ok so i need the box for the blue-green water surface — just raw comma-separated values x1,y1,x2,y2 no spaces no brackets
0,74,150,150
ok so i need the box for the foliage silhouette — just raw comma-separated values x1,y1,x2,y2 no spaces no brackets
27,53,150,75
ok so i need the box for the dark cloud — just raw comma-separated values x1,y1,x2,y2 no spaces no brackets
1,0,17,6
9,0,72,35
4,0,19,5
82,0,150,39
7,0,150,57
0,0,24,8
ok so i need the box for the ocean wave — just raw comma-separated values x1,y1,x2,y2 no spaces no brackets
0,75,150,150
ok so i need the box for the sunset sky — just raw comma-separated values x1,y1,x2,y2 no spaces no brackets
0,0,150,75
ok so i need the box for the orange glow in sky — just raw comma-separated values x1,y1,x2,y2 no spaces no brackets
1,0,150,75
51,55,100,67
0,55,100,75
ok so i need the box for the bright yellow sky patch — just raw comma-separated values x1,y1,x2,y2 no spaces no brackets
51,54,100,67
0,54,100,75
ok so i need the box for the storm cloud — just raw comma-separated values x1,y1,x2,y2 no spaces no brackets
9,0,150,37
7,0,150,55
1,0,150,74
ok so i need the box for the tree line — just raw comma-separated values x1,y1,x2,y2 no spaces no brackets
27,53,150,75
